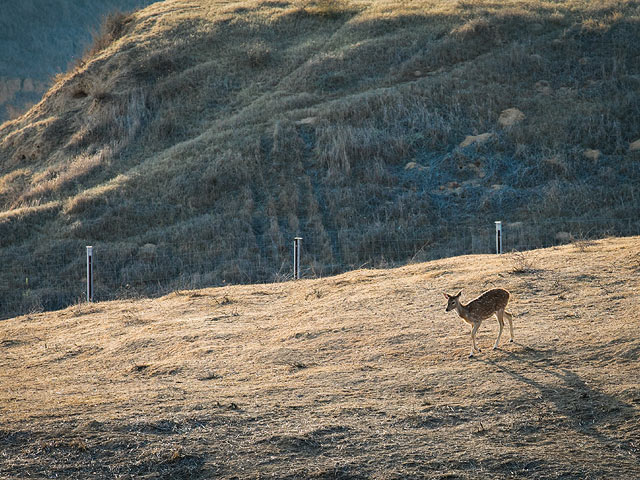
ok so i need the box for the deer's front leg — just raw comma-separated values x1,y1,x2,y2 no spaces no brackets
469,322,481,357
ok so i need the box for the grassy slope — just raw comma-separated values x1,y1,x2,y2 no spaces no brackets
1,237,639,478
0,0,639,315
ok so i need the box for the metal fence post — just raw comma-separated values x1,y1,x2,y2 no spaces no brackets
495,221,503,254
293,237,302,279
86,246,94,302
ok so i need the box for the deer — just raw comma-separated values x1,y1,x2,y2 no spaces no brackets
443,288,514,358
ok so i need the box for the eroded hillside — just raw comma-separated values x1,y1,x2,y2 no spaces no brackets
0,0,639,316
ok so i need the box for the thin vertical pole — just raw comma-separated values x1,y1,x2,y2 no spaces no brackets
86,246,94,302
495,221,503,254
293,237,302,279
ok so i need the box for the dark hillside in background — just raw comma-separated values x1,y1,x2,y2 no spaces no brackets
0,0,639,317
0,0,154,122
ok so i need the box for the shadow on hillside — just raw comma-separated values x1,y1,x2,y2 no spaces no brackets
478,345,637,457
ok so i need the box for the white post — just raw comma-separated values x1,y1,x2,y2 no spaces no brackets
495,221,503,254
86,246,94,302
293,237,302,279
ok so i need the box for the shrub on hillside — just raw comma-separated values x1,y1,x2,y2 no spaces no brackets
76,11,133,68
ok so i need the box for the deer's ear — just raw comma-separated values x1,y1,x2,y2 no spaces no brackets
442,292,450,299
455,290,462,297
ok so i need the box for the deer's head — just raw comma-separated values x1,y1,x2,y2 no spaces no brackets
443,291,462,312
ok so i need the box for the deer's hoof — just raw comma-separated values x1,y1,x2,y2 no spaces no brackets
468,353,475,358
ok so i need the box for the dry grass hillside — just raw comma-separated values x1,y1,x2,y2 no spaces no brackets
1,0,640,317
1,237,639,478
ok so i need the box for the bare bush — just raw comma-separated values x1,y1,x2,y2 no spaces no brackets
506,250,539,274
246,42,272,68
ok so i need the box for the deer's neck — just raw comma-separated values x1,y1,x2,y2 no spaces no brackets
455,302,471,322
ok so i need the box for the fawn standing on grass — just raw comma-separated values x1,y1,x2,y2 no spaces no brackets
443,288,514,358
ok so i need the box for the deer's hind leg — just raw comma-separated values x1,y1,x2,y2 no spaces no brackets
503,310,514,342
493,309,505,350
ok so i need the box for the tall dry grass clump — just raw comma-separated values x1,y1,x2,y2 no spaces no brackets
75,10,133,69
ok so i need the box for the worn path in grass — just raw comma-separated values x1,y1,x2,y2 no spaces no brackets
1,237,639,478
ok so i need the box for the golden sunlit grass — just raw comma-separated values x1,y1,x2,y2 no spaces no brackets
1,237,639,477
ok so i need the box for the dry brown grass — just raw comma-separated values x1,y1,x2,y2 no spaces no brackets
1,237,639,478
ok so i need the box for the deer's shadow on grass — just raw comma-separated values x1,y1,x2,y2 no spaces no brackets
478,344,637,456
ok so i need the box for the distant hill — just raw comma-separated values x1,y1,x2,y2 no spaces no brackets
0,0,154,122
0,0,639,316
